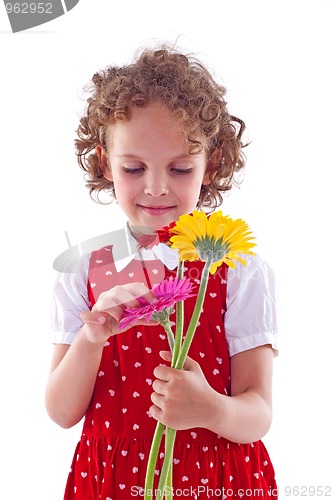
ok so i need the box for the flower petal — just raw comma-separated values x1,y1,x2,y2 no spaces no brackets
167,210,256,269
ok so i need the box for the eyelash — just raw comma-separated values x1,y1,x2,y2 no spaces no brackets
171,168,192,175
123,167,144,174
122,167,192,175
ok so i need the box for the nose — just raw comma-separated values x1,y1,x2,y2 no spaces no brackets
144,172,169,196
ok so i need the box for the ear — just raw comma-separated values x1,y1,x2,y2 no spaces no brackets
96,145,113,181
202,148,222,185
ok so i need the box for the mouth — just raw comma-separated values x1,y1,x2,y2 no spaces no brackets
138,205,176,216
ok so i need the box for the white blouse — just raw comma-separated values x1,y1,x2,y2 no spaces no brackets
50,228,278,357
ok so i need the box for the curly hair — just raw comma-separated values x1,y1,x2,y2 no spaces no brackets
75,44,247,209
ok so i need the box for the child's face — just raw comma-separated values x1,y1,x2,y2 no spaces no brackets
102,101,211,236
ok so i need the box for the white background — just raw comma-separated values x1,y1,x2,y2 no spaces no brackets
1,1,332,498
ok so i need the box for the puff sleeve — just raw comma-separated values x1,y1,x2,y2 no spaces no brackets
49,253,91,344
224,254,278,357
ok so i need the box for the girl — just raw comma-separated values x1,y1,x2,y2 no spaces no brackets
46,45,278,499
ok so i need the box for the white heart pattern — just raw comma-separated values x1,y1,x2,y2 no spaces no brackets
77,248,274,496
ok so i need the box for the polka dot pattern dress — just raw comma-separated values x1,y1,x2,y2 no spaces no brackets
64,245,278,499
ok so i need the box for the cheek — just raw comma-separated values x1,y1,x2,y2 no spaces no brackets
113,177,135,199
185,176,205,197
179,188,202,211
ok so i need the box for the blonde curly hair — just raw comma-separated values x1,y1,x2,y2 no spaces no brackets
75,45,247,209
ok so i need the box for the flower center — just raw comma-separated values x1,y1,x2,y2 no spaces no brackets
194,236,230,262
151,307,174,325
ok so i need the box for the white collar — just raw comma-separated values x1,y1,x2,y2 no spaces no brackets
113,223,180,272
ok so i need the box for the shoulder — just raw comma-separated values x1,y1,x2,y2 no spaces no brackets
228,253,276,282
52,226,130,274
226,253,277,300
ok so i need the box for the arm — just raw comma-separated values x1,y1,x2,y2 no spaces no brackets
150,345,274,444
45,327,106,429
207,345,274,442
45,283,157,429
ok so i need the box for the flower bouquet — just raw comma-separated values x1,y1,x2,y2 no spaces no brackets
119,210,256,500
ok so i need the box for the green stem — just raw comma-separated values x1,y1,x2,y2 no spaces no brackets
144,421,165,500
164,427,173,500
154,262,183,498
145,259,211,499
156,427,177,500
174,258,212,370
172,261,184,367
162,320,175,352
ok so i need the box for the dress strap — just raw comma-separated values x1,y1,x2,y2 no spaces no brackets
87,245,116,307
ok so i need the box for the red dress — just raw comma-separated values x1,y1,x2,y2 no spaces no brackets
64,245,277,499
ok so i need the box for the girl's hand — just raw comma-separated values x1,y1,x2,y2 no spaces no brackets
80,282,158,344
150,351,217,430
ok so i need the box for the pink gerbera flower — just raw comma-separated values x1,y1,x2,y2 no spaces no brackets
119,276,196,331
152,275,196,307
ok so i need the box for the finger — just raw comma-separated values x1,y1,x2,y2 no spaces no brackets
135,286,158,305
150,391,164,408
94,289,140,320
123,282,158,305
94,283,157,320
117,317,159,333
153,364,172,381
152,379,167,395
135,318,159,327
159,350,172,362
149,404,163,422
159,351,197,371
81,310,107,325
182,355,200,372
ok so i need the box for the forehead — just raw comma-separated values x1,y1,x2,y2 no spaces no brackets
105,101,207,157
105,102,187,149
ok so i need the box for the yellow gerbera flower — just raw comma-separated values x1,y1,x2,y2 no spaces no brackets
144,210,257,496
169,210,256,274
